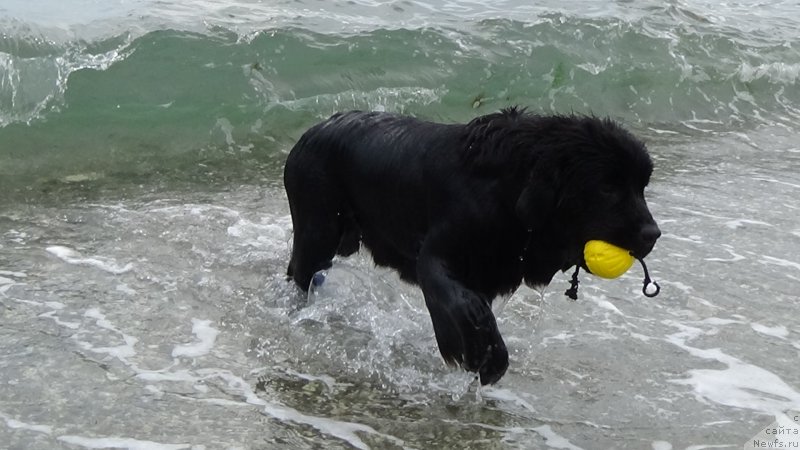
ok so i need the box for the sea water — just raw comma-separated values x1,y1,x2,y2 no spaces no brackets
1,1,799,448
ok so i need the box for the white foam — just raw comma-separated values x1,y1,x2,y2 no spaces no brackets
57,435,190,450
666,321,800,414
39,310,81,329
648,127,681,135
0,270,27,278
590,295,623,315
700,317,743,326
751,323,789,339
85,308,117,330
532,425,584,450
1,411,53,435
0,276,14,285
480,387,537,412
584,331,620,341
661,233,704,244
737,61,800,84
78,336,138,360
46,246,133,275
630,332,655,343
0,272,25,295
9,298,44,306
79,309,138,359
752,176,800,190
144,385,163,395
761,255,800,272
704,246,746,263
651,441,672,450
225,217,291,256
541,332,574,346
4,229,28,244
676,363,800,413
116,283,137,295
281,369,341,391
669,206,730,221
260,369,404,445
172,319,219,358
136,369,198,383
149,203,240,219
227,218,288,241
263,403,402,450
724,219,772,230
187,369,404,450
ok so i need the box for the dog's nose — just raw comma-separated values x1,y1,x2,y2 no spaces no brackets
640,224,661,246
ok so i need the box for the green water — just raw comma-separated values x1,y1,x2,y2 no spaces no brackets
2,6,799,201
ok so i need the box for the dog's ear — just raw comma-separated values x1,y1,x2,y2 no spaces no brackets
515,175,557,230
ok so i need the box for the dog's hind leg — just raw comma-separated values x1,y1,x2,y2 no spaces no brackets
335,210,360,257
284,152,346,291
285,192,343,291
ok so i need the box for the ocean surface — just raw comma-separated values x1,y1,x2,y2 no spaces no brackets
2,0,800,448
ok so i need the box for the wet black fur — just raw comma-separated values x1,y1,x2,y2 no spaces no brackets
284,107,660,385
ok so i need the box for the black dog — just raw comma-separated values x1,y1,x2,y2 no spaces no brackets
284,107,660,385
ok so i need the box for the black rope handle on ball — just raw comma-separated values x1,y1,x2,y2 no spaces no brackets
565,260,660,300
637,258,661,298
564,265,580,300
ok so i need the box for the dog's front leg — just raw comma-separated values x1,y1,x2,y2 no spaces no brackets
416,251,508,385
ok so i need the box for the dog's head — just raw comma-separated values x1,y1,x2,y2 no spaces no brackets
515,116,660,281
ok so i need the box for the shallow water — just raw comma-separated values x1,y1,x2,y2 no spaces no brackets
2,0,800,448
3,125,799,448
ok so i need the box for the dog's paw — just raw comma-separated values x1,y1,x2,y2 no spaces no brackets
306,270,328,304
311,271,326,287
432,297,509,385
478,340,508,385
461,317,508,385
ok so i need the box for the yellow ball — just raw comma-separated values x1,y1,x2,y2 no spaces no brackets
583,240,635,279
